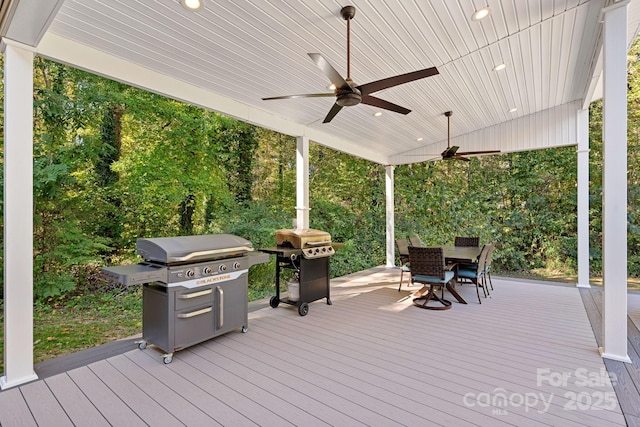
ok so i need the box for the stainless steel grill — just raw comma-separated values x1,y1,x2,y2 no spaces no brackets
102,234,268,363
261,228,335,316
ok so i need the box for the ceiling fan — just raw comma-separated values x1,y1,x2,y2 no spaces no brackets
261,5,439,123
410,111,501,162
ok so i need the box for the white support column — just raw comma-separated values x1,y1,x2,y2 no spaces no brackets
385,166,395,267
295,136,310,229
1,40,38,389
576,108,591,288
600,0,631,363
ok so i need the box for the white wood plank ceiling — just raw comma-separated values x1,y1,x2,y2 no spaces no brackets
5,0,640,164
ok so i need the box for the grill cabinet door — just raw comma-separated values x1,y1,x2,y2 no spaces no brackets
214,275,248,335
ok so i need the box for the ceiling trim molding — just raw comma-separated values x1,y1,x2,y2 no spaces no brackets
36,32,388,164
1,37,37,53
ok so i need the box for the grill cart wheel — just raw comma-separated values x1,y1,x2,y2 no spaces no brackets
298,303,309,316
137,341,147,350
242,326,248,333
270,296,280,308
163,354,173,364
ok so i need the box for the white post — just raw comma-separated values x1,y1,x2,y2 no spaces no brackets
295,136,310,229
576,109,591,288
385,165,395,267
600,0,631,363
1,40,39,389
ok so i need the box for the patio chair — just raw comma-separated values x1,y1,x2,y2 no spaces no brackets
408,246,455,310
457,244,490,304
454,236,481,283
409,236,422,247
454,236,480,247
483,243,496,290
395,239,413,291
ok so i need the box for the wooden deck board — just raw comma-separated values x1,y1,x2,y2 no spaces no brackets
65,365,148,427
105,354,218,427
187,343,367,427
199,330,456,427
124,349,248,427
161,352,293,426
44,374,111,427
19,380,74,427
250,287,622,427
0,270,632,426
0,387,37,427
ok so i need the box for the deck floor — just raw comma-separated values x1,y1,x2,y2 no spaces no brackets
0,268,632,426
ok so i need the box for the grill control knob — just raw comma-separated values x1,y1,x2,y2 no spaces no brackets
219,264,227,272
186,270,195,278
233,262,241,269
202,266,212,274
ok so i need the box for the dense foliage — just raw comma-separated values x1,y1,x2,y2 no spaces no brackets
0,39,639,300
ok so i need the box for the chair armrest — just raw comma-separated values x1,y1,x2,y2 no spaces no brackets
445,263,456,271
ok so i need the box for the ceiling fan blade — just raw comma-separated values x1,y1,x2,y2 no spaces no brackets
455,150,501,156
308,53,352,91
361,95,410,114
418,156,441,163
357,67,439,96
445,146,460,156
262,93,337,101
323,103,344,123
454,155,471,162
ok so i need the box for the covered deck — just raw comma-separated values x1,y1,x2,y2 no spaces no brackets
2,0,640,389
1,268,637,426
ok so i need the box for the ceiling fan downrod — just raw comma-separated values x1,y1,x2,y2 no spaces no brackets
341,6,356,80
445,111,452,149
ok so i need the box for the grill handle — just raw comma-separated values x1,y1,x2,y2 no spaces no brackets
217,286,224,329
178,289,213,299
171,246,253,262
177,306,212,319
304,240,332,247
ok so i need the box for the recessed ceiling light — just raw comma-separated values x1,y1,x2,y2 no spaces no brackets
472,7,491,21
373,111,383,117
181,0,203,11
493,63,507,71
509,107,518,113
416,137,423,142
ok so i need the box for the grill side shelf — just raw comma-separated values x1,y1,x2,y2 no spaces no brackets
102,263,168,286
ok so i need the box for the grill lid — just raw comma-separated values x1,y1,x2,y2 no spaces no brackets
275,228,332,248
137,234,253,264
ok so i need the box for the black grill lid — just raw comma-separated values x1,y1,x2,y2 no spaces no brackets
137,234,253,264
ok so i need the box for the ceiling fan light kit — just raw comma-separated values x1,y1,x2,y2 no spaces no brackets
262,5,439,123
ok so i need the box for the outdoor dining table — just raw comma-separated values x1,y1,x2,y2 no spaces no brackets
441,245,482,304
443,245,482,264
